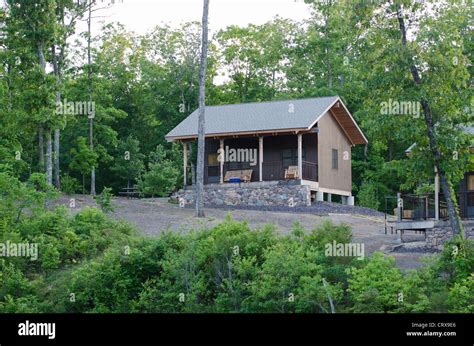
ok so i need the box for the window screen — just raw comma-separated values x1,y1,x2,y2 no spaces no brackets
332,149,338,170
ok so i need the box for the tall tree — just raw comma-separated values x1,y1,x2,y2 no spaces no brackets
6,0,57,184
52,0,89,189
395,2,465,236
196,0,210,217
87,0,95,195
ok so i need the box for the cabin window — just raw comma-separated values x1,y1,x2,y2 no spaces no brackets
467,174,474,191
332,149,338,170
208,153,219,165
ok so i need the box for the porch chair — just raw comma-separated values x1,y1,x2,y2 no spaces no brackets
241,169,253,182
224,170,240,182
285,166,299,179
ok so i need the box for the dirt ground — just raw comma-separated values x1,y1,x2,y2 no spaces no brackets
56,195,436,270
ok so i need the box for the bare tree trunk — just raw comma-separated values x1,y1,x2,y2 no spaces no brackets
324,2,332,89
396,5,463,236
45,127,53,185
195,0,210,218
54,129,60,188
52,44,61,189
322,278,335,313
38,126,44,171
38,42,52,182
88,0,96,196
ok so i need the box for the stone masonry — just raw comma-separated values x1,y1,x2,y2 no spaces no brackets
175,181,312,208
425,220,474,250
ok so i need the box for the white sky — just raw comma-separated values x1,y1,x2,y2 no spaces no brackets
90,0,312,34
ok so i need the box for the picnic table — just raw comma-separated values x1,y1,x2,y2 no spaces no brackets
118,186,140,199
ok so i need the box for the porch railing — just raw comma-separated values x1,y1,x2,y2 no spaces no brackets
261,160,318,182
204,160,319,184
386,192,469,221
302,161,318,181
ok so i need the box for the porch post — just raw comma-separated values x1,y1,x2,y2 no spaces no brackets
259,136,263,182
434,166,439,220
220,139,224,184
297,133,302,180
183,142,187,186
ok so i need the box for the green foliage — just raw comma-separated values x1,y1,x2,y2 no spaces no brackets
347,252,404,312
447,274,474,313
436,236,474,284
110,136,145,189
94,187,115,213
137,145,179,197
357,180,381,210
60,174,80,195
69,137,98,193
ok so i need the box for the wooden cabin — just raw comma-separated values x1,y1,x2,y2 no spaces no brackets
165,96,368,204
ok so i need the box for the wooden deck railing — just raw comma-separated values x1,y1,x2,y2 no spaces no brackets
203,160,319,184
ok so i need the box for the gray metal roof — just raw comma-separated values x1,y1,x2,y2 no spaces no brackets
165,96,339,140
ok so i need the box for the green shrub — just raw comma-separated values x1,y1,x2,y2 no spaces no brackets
242,239,341,313
447,274,474,313
357,180,380,210
137,144,179,197
436,236,474,283
61,174,80,195
347,252,404,312
94,187,115,213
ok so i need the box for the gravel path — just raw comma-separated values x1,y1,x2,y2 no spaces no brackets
204,201,385,217
53,195,434,270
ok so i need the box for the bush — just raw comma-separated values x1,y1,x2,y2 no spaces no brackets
347,252,404,312
94,187,115,213
137,145,179,197
357,180,380,210
447,274,474,313
61,174,80,195
436,236,474,283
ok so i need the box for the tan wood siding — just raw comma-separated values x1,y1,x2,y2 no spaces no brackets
317,112,352,193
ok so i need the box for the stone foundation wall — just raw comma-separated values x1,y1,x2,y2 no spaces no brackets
425,220,474,249
175,181,312,207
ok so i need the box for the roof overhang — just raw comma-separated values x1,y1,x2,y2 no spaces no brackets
307,97,368,145
166,127,309,142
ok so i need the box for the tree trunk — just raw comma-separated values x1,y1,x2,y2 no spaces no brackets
88,0,96,196
396,5,463,236
38,42,47,175
52,41,62,190
195,0,210,218
45,127,53,185
54,129,60,188
38,126,44,172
